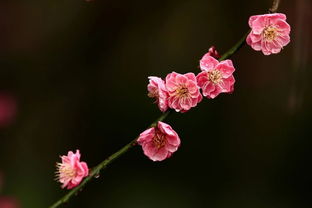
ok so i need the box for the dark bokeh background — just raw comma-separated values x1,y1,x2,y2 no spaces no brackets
0,0,312,207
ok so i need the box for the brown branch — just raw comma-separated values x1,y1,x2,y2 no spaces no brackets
269,0,281,13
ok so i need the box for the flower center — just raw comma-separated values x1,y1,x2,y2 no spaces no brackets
58,164,76,179
263,26,277,41
148,91,157,98
153,132,166,148
176,85,189,97
208,70,222,84
148,88,159,98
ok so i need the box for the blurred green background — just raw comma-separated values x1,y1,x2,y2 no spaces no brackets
0,0,312,207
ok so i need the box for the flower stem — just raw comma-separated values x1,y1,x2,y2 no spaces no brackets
49,1,281,207
219,30,250,61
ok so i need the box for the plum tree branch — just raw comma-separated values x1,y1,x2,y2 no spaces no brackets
49,1,281,207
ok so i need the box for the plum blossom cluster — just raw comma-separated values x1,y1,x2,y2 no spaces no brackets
140,13,291,162
141,11,291,162
147,47,236,113
53,11,291,191
140,47,236,161
56,150,89,189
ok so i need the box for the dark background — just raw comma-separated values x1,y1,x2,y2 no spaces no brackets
0,0,312,207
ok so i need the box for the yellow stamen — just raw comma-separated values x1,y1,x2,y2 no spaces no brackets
176,85,189,97
56,163,76,180
153,132,166,148
148,89,158,98
208,70,222,84
263,26,277,41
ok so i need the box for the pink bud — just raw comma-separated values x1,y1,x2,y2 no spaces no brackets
0,92,17,128
0,197,20,208
147,76,169,112
206,46,220,59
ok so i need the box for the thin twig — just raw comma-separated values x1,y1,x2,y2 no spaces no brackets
49,0,282,207
219,30,250,61
269,0,281,13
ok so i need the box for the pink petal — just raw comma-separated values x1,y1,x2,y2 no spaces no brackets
165,72,178,83
200,55,219,72
275,19,291,33
158,122,175,136
165,142,178,152
137,128,155,144
168,97,180,112
184,72,196,82
250,33,262,43
143,142,158,158
276,34,290,47
202,82,215,97
196,71,209,88
180,97,192,111
209,84,222,99
216,62,235,78
219,76,235,92
166,135,180,146
251,40,262,51
175,74,188,84
150,147,169,161
80,162,89,176
186,81,198,94
248,15,259,28
268,13,287,24
246,34,252,45
251,16,266,34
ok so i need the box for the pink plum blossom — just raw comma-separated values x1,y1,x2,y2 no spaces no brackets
0,92,17,128
206,46,220,59
56,150,89,189
0,197,20,208
0,172,3,191
0,172,20,208
246,13,291,55
147,76,169,112
165,72,202,112
197,55,235,99
137,121,180,162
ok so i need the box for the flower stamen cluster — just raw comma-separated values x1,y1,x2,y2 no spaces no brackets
208,70,223,84
263,25,278,41
176,86,189,97
153,131,166,148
